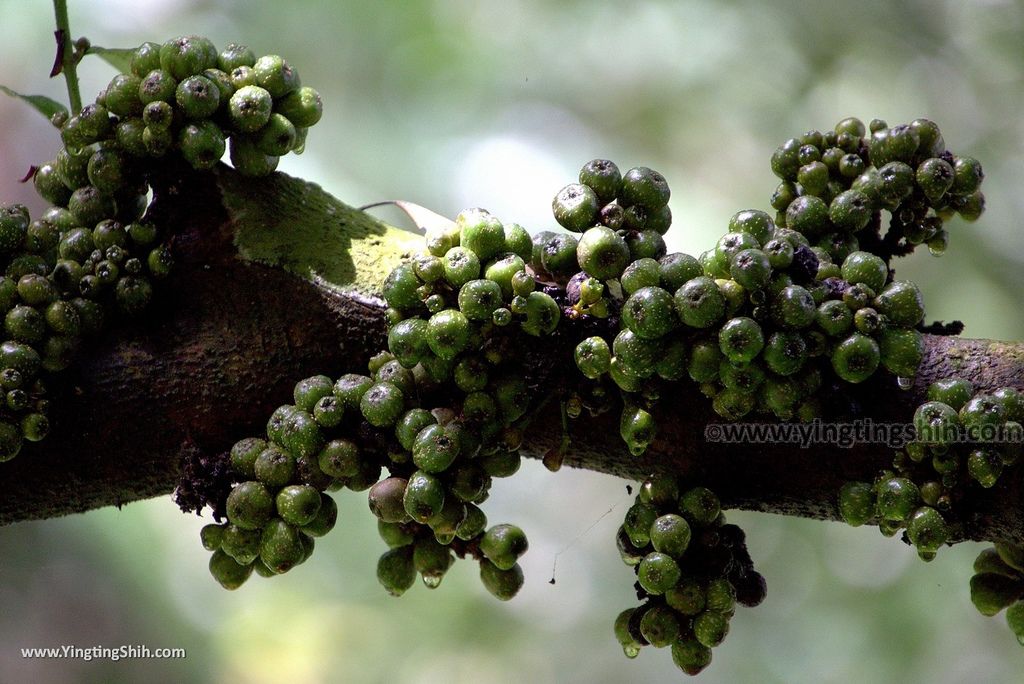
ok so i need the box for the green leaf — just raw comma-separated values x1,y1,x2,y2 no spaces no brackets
0,85,67,120
359,200,454,236
86,45,136,74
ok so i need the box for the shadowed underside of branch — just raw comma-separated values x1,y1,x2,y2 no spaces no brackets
1,164,1022,547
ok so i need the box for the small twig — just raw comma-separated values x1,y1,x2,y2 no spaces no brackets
51,0,82,114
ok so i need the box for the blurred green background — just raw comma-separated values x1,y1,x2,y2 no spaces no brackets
2,0,1023,682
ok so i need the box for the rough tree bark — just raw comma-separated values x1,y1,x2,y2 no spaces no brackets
2,164,1022,547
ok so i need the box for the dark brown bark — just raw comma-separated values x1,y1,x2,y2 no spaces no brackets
2,164,1023,548
0,164,391,524
545,333,1024,545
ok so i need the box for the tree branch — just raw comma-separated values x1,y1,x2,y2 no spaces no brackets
2,164,1022,550
547,333,1024,545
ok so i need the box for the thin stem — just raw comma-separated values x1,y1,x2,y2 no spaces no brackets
52,0,82,114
